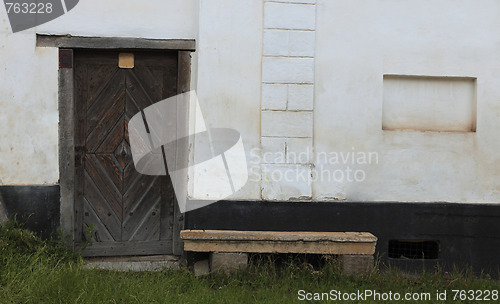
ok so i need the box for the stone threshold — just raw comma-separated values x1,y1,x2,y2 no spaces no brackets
84,255,180,272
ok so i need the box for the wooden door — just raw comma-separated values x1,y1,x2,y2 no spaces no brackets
74,50,180,256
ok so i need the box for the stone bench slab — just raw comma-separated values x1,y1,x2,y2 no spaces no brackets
181,230,377,255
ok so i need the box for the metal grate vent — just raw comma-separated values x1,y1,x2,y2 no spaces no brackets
388,240,439,259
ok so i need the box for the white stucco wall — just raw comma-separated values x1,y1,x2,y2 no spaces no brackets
313,0,500,203
0,29,59,184
0,0,199,185
1,0,500,204
195,0,263,200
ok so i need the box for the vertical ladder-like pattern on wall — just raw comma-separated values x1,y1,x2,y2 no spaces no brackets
261,0,316,200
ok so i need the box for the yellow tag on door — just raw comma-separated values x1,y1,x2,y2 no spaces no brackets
119,53,134,69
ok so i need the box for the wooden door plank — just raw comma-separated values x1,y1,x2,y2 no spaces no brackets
86,95,126,153
122,177,162,241
130,66,164,101
84,155,123,221
94,154,123,193
83,198,115,242
130,199,161,242
86,70,124,136
122,175,159,214
94,119,126,154
87,66,120,109
83,173,122,240
125,70,158,112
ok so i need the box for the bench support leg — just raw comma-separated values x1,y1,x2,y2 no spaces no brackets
194,259,210,277
210,252,248,273
340,254,374,274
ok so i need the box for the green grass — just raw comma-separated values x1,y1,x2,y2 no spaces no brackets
0,222,499,303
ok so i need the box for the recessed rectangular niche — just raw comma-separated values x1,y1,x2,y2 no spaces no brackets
382,75,476,132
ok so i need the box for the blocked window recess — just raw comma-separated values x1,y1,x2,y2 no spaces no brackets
382,75,477,132
388,240,439,259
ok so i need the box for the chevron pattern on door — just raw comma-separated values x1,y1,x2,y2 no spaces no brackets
74,51,179,256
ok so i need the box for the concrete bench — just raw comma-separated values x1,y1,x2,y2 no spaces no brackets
180,230,377,275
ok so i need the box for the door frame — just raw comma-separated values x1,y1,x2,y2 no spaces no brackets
38,35,195,255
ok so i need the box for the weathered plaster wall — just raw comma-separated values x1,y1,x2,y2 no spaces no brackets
0,28,59,185
313,0,500,203
194,0,263,200
0,0,199,185
2,0,500,204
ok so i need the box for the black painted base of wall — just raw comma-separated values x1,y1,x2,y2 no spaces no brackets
185,200,500,275
0,185,499,275
0,185,60,240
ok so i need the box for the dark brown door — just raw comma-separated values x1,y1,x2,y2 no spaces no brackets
74,50,180,256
